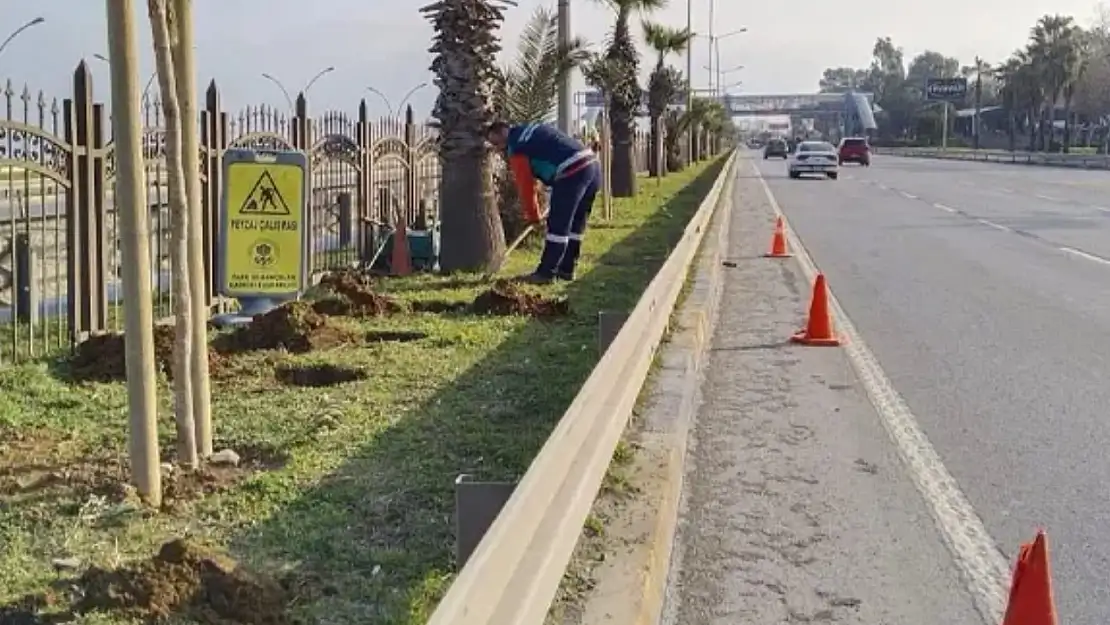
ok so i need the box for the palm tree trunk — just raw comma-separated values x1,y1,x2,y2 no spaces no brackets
148,0,197,468
438,149,506,272
1062,97,1073,152
648,114,662,176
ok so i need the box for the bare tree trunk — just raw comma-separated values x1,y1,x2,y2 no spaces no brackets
148,0,196,468
169,0,213,458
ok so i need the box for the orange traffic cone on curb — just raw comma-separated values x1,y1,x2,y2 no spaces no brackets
1001,530,1058,625
765,216,792,258
791,273,840,346
391,215,413,276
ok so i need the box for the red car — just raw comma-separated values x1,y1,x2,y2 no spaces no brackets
838,137,871,166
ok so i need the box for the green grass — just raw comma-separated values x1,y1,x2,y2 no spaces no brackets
0,156,727,624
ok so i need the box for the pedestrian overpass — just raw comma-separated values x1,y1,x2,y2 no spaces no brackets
575,90,878,131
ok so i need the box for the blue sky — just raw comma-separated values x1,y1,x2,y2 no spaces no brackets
0,0,1104,122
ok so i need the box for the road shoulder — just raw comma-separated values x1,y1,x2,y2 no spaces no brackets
660,157,982,624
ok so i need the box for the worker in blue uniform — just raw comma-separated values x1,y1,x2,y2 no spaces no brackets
486,120,601,284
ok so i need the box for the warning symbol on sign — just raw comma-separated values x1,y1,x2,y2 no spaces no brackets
239,170,291,215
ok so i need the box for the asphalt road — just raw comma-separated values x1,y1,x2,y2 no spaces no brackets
756,151,1110,625
663,157,981,624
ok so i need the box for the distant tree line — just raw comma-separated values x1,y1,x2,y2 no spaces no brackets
819,6,1110,152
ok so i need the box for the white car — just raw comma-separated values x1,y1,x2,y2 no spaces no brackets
788,141,840,180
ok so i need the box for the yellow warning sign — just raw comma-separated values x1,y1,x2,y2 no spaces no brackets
222,161,305,296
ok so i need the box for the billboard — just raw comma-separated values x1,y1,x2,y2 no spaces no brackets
925,77,968,101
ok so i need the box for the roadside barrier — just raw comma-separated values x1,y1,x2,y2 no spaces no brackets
426,150,738,625
874,146,1110,170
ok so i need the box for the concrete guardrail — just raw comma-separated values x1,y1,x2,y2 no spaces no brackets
874,146,1110,169
425,149,738,625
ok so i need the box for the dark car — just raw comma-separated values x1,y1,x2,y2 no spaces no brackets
764,138,788,159
838,137,871,165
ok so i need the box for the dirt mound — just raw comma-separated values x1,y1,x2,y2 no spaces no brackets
74,539,289,624
471,280,569,317
215,301,355,354
316,269,400,316
68,325,175,382
68,325,228,383
274,363,367,387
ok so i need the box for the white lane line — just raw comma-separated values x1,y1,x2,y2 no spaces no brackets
1034,193,1060,202
1092,206,1110,213
1059,246,1110,266
976,219,1010,232
900,191,918,199
754,168,1009,625
877,183,889,190
998,187,1014,194
933,203,957,213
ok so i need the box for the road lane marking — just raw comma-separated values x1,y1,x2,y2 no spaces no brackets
1059,246,1110,265
900,191,918,199
933,203,957,213
754,166,1009,625
976,219,1010,232
1093,206,1110,213
1034,193,1060,201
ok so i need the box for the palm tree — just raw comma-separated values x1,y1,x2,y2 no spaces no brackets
491,5,589,241
642,21,692,176
961,57,991,149
422,0,512,272
593,0,668,197
1060,29,1090,152
1029,15,1079,151
995,55,1026,151
494,6,589,122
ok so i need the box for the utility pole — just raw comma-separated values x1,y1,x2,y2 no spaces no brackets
557,0,571,133
973,55,983,150
685,0,694,162
104,0,162,506
172,0,212,457
707,0,715,98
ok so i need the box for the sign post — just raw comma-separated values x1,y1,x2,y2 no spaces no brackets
925,77,968,151
213,148,309,327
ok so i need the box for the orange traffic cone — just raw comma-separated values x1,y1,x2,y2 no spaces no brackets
791,273,840,346
1001,530,1058,625
391,215,413,277
765,217,792,258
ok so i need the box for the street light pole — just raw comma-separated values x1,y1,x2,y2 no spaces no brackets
303,66,335,94
707,0,715,97
557,0,571,133
94,53,160,104
396,82,428,116
0,17,45,58
686,0,694,162
104,0,161,507
366,86,393,114
261,73,294,110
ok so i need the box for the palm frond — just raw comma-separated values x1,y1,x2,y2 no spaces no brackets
494,5,590,123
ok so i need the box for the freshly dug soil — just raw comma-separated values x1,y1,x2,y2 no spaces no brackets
470,280,570,317
274,363,367,387
316,269,401,316
73,539,290,624
214,301,355,354
68,325,190,383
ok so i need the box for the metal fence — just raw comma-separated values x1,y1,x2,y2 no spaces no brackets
0,61,654,365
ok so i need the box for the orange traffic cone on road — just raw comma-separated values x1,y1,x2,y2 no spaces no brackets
1001,530,1058,625
391,214,413,277
765,216,792,258
791,273,840,346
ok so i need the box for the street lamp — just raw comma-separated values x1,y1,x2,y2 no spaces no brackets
0,17,45,59
366,83,428,117
710,28,747,97
93,53,158,103
396,82,428,116
263,66,335,111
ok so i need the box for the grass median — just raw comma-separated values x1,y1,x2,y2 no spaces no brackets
0,154,728,625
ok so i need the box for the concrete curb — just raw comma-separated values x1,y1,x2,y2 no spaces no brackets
629,161,735,625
